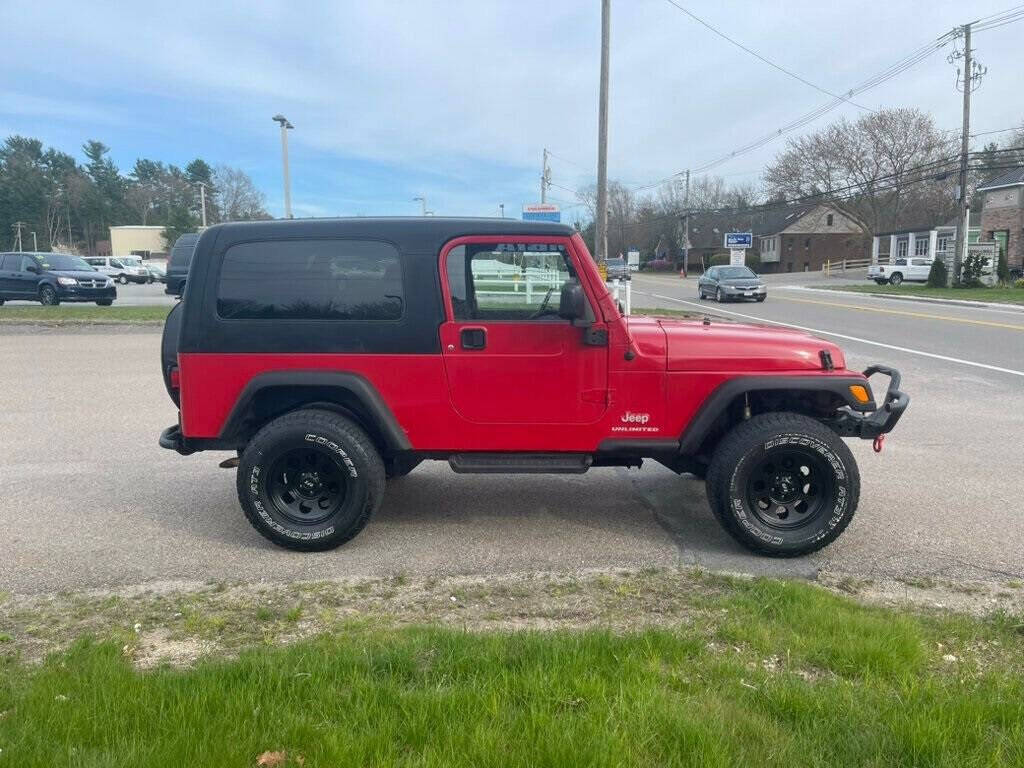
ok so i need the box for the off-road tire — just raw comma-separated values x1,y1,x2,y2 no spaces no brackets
705,412,859,557
889,273,903,286
39,285,59,306
237,408,385,551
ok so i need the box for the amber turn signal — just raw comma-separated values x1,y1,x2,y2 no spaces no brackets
849,384,870,404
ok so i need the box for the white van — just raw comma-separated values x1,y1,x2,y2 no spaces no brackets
83,256,151,284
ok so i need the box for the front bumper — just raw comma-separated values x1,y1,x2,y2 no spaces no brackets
56,284,117,302
722,285,767,297
831,365,909,439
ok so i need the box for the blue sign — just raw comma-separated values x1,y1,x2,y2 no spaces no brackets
724,232,753,249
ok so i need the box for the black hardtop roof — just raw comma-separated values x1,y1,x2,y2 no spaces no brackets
203,216,576,254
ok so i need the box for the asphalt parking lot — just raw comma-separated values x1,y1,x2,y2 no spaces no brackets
2,281,1023,594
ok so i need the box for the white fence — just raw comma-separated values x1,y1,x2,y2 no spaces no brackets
470,267,634,315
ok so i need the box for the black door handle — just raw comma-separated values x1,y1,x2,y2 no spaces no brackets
461,327,486,350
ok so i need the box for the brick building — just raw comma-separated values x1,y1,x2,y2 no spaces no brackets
685,203,869,273
976,168,1024,271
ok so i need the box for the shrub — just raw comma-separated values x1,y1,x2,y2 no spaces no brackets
996,253,1009,283
1015,278,1024,289
960,253,985,287
926,258,948,287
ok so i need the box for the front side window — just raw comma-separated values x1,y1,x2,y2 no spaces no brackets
20,256,39,272
218,239,404,320
446,242,577,321
39,254,91,271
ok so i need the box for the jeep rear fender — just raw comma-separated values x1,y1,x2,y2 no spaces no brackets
218,371,411,452
678,375,874,456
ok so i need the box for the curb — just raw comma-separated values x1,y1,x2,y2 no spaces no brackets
792,287,1024,313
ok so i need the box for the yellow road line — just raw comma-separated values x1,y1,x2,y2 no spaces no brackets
771,294,1024,331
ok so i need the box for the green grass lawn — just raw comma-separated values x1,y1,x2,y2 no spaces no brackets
824,283,1024,305
1,574,1022,767
0,304,171,324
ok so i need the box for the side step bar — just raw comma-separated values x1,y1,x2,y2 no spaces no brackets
448,453,592,474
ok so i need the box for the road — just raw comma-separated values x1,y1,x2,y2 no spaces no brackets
1,281,1022,594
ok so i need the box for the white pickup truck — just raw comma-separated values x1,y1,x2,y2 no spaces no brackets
868,257,932,286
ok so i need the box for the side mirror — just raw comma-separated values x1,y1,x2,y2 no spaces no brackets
558,280,586,321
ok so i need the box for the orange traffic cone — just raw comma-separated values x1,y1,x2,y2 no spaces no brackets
679,268,686,278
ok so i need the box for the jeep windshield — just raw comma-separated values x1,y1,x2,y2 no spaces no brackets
39,254,94,271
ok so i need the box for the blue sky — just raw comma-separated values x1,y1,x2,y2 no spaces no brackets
2,0,1021,220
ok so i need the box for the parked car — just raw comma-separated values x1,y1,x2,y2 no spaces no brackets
867,257,931,286
158,218,907,558
165,233,200,296
0,251,116,306
606,257,630,280
145,262,167,283
83,255,150,284
697,265,767,302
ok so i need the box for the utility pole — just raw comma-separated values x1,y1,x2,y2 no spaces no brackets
499,203,505,218
413,196,427,216
540,148,551,204
272,114,294,219
31,231,38,251
197,182,208,228
950,22,984,284
12,221,25,251
681,169,690,276
595,0,611,263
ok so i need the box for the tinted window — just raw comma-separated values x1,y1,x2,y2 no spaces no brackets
218,239,404,320
38,254,92,271
20,256,39,272
0,254,19,270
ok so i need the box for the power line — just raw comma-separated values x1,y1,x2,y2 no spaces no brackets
633,27,959,192
660,0,871,111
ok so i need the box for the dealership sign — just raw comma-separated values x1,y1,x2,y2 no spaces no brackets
522,204,561,223
724,232,752,249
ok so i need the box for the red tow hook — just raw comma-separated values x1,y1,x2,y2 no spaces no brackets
873,434,885,453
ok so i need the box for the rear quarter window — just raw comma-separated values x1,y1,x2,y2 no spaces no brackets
217,239,404,321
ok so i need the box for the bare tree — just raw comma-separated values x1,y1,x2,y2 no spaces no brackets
764,108,956,232
214,165,270,222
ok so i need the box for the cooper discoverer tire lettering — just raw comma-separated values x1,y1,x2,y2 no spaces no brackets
705,412,860,557
236,408,385,551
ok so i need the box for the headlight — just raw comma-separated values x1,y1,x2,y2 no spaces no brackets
57,277,77,286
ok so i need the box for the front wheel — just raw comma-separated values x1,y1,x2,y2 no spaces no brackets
39,285,59,306
889,273,903,286
705,412,859,557
697,285,705,300
874,280,887,286
118,275,129,285
96,299,113,306
237,408,386,551
715,287,724,303
755,295,766,302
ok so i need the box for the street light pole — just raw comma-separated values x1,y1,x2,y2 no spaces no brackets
272,114,294,219
499,203,505,218
197,182,208,228
31,231,38,251
413,196,427,216
595,0,611,263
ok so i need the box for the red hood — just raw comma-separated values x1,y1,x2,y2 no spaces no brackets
626,315,846,372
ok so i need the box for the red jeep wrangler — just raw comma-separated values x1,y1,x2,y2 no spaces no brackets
159,218,907,556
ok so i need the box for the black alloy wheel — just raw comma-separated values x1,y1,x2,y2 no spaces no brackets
745,448,829,530
266,446,348,527
39,285,59,306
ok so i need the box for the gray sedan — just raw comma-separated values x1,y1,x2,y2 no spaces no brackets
697,265,767,302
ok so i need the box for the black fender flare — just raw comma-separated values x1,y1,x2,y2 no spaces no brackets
218,370,411,452
678,375,873,455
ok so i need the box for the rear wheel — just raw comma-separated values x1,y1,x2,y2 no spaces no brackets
96,299,113,306
237,408,385,551
118,275,129,285
39,285,59,306
705,412,859,557
889,273,903,286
